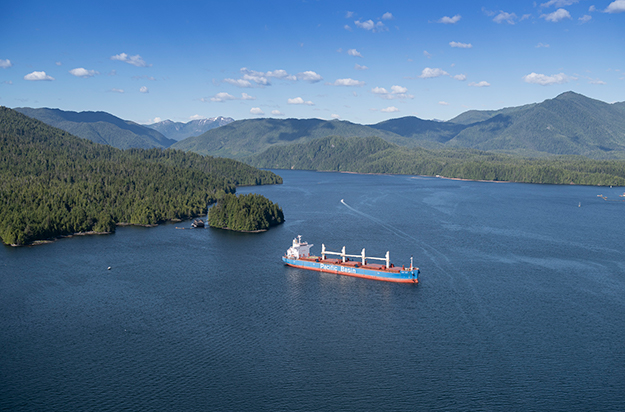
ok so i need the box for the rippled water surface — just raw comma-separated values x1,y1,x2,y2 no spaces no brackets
2,171,624,411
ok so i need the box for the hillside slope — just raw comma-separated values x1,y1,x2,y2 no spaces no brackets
171,117,412,159
446,92,625,158
14,107,175,149
244,135,625,186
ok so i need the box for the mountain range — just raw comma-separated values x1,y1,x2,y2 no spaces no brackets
172,92,625,160
145,116,234,141
13,92,625,160
14,107,176,150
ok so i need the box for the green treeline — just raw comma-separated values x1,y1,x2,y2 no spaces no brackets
0,107,282,246
208,193,284,232
245,135,625,186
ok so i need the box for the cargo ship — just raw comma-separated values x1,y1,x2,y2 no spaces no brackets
282,236,419,283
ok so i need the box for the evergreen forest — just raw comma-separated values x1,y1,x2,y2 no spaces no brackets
0,107,282,246
208,193,284,232
245,135,625,186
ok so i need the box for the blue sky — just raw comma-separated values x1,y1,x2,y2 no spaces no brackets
1,0,624,124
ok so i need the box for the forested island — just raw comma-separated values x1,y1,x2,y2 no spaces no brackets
245,136,625,186
0,107,282,246
208,193,284,232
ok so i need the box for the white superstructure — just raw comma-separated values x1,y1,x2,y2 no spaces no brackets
286,235,314,259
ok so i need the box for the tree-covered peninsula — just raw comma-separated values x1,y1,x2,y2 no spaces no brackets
208,193,284,232
0,107,282,246
245,135,625,186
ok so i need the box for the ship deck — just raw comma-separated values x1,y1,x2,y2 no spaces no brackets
299,256,405,273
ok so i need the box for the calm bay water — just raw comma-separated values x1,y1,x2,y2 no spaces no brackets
2,170,624,411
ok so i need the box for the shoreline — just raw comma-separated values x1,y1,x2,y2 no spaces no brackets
11,217,198,247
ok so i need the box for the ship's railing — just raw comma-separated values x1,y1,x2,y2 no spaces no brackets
321,244,390,269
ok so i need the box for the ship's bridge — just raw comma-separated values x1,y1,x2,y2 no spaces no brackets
286,235,314,259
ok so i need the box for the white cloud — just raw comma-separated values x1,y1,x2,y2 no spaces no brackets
346,11,354,18
189,115,203,120
110,53,150,67
579,14,592,22
438,15,461,24
541,8,571,22
230,68,299,86
439,101,450,106
344,24,352,31
589,5,597,11
355,19,374,30
382,12,393,20
589,79,606,85
523,72,574,85
381,106,399,113
266,69,296,80
3,80,13,85
541,0,578,7
450,41,472,48
372,85,413,99
272,110,285,116
453,74,467,81
469,81,491,87
348,49,363,57
250,107,264,115
24,71,54,81
493,11,517,24
151,117,163,123
331,78,365,86
605,0,625,12
354,63,368,70
0,59,12,69
419,67,448,78
210,92,255,102
288,97,314,105
241,68,269,85
69,67,99,78
140,86,149,93
423,50,432,58
390,85,407,94
55,61,62,66
355,19,387,32
297,71,323,82
224,78,252,87
111,88,124,93
331,114,340,119
211,92,236,102
536,42,550,48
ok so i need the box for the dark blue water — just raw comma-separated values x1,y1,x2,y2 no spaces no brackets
2,170,624,411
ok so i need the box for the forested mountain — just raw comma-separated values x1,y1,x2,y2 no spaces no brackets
14,107,176,149
443,92,625,158
146,116,234,141
245,135,625,187
173,92,625,160
171,118,411,159
446,103,538,125
0,107,282,246
368,116,466,145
